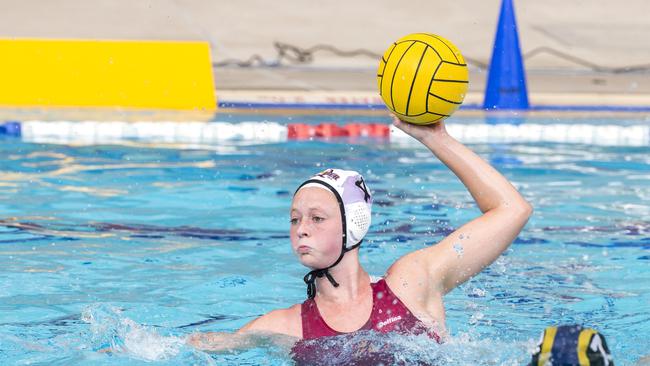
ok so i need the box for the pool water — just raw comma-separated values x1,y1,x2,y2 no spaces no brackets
1,115,649,365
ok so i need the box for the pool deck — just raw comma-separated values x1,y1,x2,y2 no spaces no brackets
215,69,650,110
0,0,649,113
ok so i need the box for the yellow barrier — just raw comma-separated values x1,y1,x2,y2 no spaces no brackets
0,38,216,111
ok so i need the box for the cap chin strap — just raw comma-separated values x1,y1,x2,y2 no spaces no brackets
303,240,362,299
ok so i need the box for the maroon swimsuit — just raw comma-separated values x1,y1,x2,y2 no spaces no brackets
300,278,441,341
291,279,441,365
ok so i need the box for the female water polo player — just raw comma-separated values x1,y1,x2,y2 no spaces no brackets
188,117,533,355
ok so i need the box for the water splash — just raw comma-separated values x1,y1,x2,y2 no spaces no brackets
81,304,214,364
453,243,464,257
77,306,537,365
292,330,534,365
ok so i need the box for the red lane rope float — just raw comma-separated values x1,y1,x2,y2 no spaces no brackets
287,123,389,139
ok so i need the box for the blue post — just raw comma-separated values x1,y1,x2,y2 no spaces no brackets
483,0,529,110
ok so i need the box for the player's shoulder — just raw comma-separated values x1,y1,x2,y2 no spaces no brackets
386,246,443,280
269,303,302,321
241,303,302,337
385,246,446,298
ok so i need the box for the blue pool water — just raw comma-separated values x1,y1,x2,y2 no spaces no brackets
1,114,649,365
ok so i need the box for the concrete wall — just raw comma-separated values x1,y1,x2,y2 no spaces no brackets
2,0,649,70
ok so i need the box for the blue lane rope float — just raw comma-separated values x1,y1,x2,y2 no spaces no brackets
0,121,22,137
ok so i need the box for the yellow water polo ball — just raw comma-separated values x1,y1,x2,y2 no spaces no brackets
377,33,469,125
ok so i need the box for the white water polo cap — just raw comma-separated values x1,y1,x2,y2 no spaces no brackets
295,168,373,298
296,168,373,249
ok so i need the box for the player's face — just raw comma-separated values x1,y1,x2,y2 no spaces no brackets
290,187,343,269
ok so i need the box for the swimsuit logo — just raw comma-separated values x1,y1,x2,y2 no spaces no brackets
316,169,340,181
377,315,402,329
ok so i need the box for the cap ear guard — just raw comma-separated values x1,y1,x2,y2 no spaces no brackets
345,201,371,248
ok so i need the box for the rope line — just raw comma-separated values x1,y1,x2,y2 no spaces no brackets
212,42,650,74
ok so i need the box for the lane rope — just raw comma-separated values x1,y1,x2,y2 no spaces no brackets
1,120,647,146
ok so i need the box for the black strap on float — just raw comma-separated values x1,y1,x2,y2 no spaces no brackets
295,179,363,299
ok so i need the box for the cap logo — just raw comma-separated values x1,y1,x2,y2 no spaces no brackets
316,169,340,181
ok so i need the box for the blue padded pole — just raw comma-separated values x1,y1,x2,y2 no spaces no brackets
483,0,529,110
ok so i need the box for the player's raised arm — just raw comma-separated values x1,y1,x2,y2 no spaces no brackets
388,117,533,295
